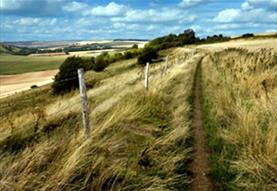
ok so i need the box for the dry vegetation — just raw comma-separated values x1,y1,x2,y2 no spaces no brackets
201,47,277,190
0,48,199,190
0,37,276,191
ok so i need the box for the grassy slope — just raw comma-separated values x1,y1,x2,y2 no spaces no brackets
0,44,22,55
201,48,277,190
0,48,198,190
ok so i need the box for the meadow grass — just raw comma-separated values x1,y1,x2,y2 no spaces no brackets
201,48,277,191
0,48,198,190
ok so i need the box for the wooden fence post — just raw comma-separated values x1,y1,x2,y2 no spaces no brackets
144,62,150,90
78,68,90,136
164,56,168,75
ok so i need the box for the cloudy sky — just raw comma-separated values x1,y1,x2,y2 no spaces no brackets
0,0,276,41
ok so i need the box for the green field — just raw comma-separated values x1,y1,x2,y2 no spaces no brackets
0,54,68,75
0,49,126,75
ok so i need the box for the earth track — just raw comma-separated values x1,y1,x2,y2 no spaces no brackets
189,58,214,191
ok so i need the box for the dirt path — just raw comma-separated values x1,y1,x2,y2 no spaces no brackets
190,61,214,191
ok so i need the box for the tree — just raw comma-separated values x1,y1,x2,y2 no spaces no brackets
93,52,110,72
242,33,254,38
137,47,158,66
132,44,138,49
52,56,88,94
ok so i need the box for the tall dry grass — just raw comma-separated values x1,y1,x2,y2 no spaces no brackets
0,48,199,190
201,47,277,191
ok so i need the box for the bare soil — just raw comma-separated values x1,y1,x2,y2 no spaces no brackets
0,69,57,98
189,61,214,191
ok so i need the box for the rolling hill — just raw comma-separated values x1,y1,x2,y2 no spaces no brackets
0,35,276,191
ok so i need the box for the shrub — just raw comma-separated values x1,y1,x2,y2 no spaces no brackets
124,51,134,59
93,52,110,72
148,29,197,50
30,85,38,89
52,56,89,95
137,47,158,66
132,44,138,49
242,33,254,38
109,53,123,63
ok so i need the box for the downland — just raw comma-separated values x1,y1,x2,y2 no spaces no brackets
0,37,276,191
0,48,199,190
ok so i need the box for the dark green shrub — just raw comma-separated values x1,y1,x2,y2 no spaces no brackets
52,56,89,95
242,33,254,38
109,53,123,63
132,44,138,49
147,29,197,50
30,85,38,89
93,52,110,72
137,47,158,66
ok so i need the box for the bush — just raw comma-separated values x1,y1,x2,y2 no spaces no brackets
137,47,158,66
52,56,89,95
124,51,134,59
30,85,38,89
109,53,123,63
132,44,138,49
242,33,254,38
93,52,110,72
148,29,197,50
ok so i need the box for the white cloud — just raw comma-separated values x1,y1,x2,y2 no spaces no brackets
14,18,40,26
179,0,213,8
0,0,21,10
213,9,240,22
113,22,126,29
63,2,128,17
11,17,58,26
85,2,128,16
62,1,88,12
241,2,253,10
214,23,241,30
111,8,196,23
213,7,277,23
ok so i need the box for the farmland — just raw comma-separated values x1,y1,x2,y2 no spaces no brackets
0,54,67,75
0,40,147,75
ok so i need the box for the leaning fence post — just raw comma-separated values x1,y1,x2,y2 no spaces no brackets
164,56,168,75
144,62,150,90
78,68,90,136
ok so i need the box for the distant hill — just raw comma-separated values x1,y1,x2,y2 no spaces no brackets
0,43,41,55
113,39,149,42
0,43,22,55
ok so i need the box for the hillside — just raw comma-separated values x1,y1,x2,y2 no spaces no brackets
0,43,22,55
0,38,276,191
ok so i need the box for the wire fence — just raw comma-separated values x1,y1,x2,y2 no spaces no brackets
0,53,192,130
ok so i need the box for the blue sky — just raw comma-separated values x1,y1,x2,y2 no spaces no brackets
0,0,276,41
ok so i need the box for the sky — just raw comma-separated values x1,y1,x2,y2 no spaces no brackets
0,0,276,41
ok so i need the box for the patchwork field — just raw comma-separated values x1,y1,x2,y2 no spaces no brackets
0,40,142,75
